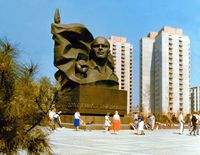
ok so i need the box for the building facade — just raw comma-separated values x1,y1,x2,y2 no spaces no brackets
140,26,190,114
108,35,133,114
191,86,200,112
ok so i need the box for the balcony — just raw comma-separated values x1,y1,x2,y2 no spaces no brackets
179,96,183,101
169,94,173,99
169,50,173,54
169,60,173,64
169,79,173,84
169,70,173,74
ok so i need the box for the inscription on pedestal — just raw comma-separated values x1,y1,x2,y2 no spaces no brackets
57,86,127,115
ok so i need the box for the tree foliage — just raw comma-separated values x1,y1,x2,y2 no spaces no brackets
0,39,57,155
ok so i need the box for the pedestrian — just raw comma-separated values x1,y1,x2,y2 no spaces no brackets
104,113,111,132
149,113,155,130
49,107,63,129
74,111,81,131
178,112,185,135
190,113,197,136
49,107,56,129
134,112,139,129
188,114,193,132
112,111,120,134
137,112,145,135
195,113,200,135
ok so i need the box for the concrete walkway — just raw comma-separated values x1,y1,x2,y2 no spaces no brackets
49,128,200,155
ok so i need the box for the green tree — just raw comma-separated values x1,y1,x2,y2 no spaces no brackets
0,39,56,155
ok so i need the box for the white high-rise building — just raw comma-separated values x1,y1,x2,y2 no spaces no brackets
109,36,133,114
191,86,200,112
140,26,190,114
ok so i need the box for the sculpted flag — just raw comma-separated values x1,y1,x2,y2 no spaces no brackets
51,9,94,88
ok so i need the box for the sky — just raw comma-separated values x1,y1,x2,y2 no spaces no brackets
0,0,200,106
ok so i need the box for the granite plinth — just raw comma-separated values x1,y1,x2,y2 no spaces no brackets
57,85,127,115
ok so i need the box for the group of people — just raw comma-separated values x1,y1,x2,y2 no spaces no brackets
48,109,155,135
49,106,63,129
130,113,155,135
179,112,200,136
104,111,121,134
73,111,155,135
48,107,200,137
73,111,121,134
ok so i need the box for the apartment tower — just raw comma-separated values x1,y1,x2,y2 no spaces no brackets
140,26,190,114
190,86,200,112
109,36,133,114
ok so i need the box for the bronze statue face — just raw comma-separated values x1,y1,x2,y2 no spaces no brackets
91,37,110,59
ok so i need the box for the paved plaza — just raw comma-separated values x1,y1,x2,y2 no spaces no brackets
49,128,200,155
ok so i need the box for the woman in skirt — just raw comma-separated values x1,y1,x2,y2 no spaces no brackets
74,111,81,131
113,111,120,134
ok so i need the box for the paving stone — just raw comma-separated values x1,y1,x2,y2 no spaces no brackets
49,128,200,155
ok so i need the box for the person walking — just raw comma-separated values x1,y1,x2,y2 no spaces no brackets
195,113,200,135
137,112,145,135
178,112,185,135
190,113,197,136
74,111,81,131
49,107,63,129
134,112,139,129
104,113,111,132
188,114,193,132
112,111,120,134
150,113,155,131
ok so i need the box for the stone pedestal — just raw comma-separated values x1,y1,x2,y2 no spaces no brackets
57,85,127,115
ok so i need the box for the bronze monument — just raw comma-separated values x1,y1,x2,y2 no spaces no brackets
52,9,126,115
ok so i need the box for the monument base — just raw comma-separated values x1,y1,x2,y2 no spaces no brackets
56,85,127,115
